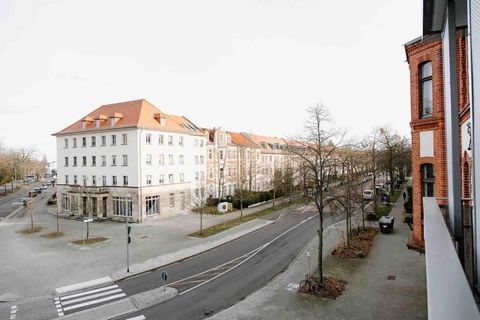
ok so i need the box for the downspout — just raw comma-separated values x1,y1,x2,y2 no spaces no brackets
138,128,143,223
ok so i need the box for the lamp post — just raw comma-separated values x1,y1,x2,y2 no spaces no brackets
126,194,131,273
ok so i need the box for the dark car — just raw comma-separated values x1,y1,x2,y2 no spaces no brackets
34,187,42,194
28,190,38,197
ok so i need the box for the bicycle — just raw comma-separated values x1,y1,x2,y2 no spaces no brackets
299,274,321,293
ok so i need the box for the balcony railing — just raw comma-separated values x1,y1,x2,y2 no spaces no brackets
68,185,109,194
423,197,480,319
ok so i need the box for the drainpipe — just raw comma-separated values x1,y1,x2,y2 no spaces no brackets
138,128,143,223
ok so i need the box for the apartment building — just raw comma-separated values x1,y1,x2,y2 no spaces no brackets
205,128,260,198
406,0,480,318
53,99,206,222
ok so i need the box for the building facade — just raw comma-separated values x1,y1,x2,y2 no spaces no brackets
53,99,206,222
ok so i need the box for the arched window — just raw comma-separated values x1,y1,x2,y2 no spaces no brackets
421,164,434,197
420,62,433,118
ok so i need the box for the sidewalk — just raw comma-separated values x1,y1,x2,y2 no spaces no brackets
211,190,427,320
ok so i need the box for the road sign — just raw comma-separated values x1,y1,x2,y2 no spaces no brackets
161,271,168,291
83,218,93,223
161,271,168,282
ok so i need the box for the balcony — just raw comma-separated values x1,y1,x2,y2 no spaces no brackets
423,197,480,319
68,185,109,194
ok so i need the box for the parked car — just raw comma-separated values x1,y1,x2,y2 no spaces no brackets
41,184,48,190
363,189,374,200
28,190,38,197
375,184,387,193
34,187,42,194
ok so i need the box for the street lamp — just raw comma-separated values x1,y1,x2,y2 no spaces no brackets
126,194,132,273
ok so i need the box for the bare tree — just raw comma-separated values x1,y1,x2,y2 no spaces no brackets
361,128,380,213
191,180,209,235
286,103,345,285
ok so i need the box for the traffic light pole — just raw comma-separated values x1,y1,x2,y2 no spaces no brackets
126,216,130,273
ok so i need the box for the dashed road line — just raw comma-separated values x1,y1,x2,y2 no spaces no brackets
126,316,146,320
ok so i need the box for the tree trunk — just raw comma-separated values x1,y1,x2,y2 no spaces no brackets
318,209,324,284
200,210,203,235
273,186,276,209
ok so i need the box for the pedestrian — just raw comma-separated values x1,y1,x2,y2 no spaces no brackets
402,191,407,202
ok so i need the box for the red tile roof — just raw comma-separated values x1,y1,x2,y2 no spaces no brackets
53,99,204,136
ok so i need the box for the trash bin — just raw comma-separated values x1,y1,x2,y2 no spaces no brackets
379,216,395,234
366,211,376,221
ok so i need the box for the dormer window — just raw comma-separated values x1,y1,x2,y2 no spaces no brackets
420,61,432,118
82,122,87,129
95,120,101,128
110,117,116,127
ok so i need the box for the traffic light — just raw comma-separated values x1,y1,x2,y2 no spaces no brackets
127,226,131,244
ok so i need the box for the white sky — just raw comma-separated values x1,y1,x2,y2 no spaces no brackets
0,0,422,164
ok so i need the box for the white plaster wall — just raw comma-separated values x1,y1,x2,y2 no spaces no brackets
420,130,434,158
56,129,139,187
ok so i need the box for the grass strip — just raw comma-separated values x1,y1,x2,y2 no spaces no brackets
189,197,307,238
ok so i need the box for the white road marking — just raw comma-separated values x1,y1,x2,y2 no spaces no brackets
60,284,118,300
62,293,126,312
126,316,146,320
10,306,17,320
61,288,122,306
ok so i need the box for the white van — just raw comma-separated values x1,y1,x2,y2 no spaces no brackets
363,189,374,200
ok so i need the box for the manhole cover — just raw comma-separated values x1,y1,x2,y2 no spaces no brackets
387,275,396,280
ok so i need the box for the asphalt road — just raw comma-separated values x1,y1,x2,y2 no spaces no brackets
0,182,45,219
115,205,326,320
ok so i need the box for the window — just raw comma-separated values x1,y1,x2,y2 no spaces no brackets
101,155,106,166
219,150,224,160
169,193,175,207
159,154,165,165
179,155,184,165
200,139,204,147
195,155,199,165
113,197,133,216
146,175,152,185
168,174,174,183
122,155,128,166
200,155,204,164
146,154,152,165
102,175,106,186
168,135,173,145
82,137,86,147
179,172,185,182
62,194,70,211
159,174,165,184
122,133,128,145
91,136,96,147
209,150,213,159
422,164,434,197
195,139,199,147
159,135,164,145
169,155,174,165
73,156,77,167
82,156,87,167
95,119,101,128
65,175,69,184
110,117,116,127
123,176,128,186
111,134,117,146
92,156,96,167
145,195,160,215
92,175,96,186
73,138,77,148
179,136,184,146
195,172,199,181
64,157,69,167
180,192,185,211
112,176,117,186
195,188,199,197
73,175,78,185
101,136,106,146
201,171,205,181
64,139,68,148
112,155,117,166
220,168,224,178
146,133,152,144
420,61,432,118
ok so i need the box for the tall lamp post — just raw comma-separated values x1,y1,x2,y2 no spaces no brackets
126,194,131,273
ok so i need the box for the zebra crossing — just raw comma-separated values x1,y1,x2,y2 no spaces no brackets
54,283,126,317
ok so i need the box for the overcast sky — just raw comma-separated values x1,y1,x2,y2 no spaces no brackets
0,0,422,164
